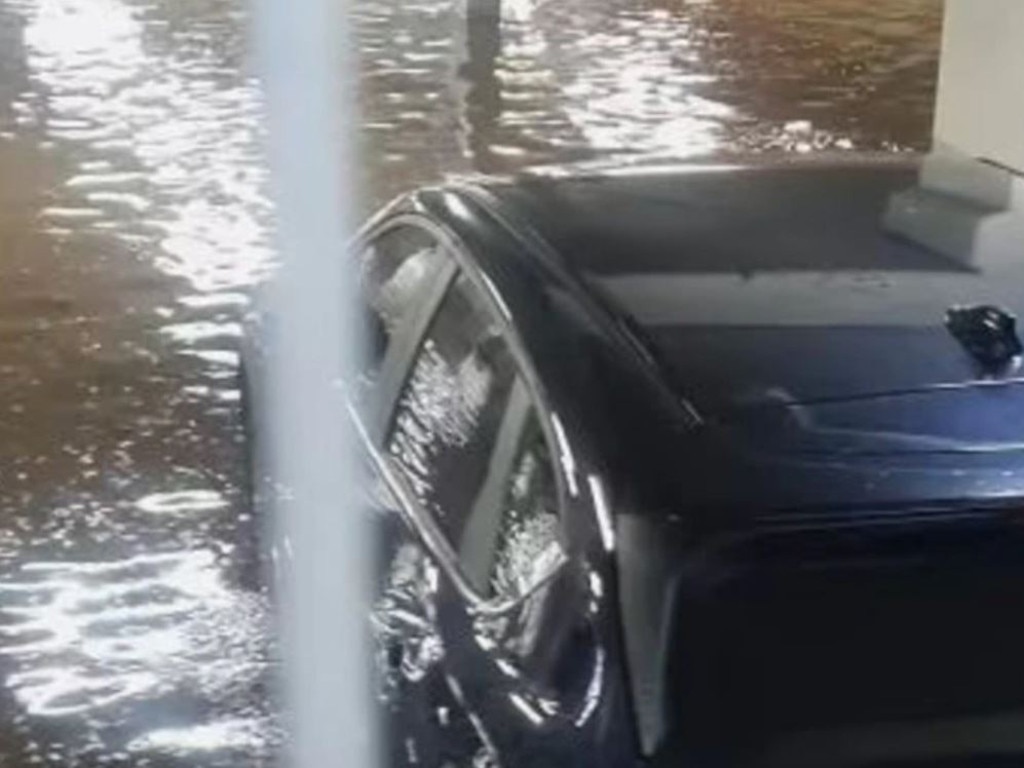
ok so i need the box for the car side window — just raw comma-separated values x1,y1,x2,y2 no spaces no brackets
386,271,518,549
356,224,450,406
484,405,563,601
385,268,565,603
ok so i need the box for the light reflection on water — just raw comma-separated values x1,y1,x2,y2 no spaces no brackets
128,717,271,755
2,0,277,760
0,550,273,760
23,0,274,294
0,0,940,763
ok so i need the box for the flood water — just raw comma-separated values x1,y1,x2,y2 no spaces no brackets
0,0,940,764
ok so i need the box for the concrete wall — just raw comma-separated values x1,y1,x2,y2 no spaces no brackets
934,0,1024,174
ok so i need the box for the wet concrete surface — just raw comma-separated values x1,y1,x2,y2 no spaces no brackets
0,0,940,764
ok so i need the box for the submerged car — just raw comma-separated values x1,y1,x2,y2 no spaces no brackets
243,158,1024,767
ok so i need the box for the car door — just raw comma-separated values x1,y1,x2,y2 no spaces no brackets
353,218,496,768
377,262,606,767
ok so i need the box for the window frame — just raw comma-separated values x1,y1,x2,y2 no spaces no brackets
353,216,459,443
349,211,569,615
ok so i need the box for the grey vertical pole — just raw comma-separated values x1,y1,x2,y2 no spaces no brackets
251,0,373,767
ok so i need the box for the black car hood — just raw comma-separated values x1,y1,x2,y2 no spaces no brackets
646,323,1007,412
537,162,1024,414
616,302,1024,418
716,378,1024,457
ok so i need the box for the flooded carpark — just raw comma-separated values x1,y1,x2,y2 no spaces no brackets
0,0,940,764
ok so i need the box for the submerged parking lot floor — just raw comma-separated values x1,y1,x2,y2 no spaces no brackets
0,0,940,764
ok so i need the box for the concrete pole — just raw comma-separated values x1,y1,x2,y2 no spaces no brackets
934,0,1024,175
252,0,373,767
885,0,1024,264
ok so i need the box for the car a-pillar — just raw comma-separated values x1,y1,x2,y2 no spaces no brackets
885,0,1024,265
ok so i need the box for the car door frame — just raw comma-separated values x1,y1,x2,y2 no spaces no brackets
353,205,631,768
351,208,573,618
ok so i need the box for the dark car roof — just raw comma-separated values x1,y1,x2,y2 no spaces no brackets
476,159,1024,432
447,159,1024,515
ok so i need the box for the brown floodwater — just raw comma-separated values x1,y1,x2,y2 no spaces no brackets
0,0,940,764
